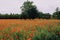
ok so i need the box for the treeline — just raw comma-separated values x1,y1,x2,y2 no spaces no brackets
0,11,59,19
0,14,21,19
0,1,60,19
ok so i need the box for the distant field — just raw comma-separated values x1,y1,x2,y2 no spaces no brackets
0,19,60,31
0,19,60,40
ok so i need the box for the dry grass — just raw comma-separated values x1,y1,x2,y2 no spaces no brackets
0,19,60,40
0,19,60,32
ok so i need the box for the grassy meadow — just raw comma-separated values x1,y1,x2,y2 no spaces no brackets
0,19,60,40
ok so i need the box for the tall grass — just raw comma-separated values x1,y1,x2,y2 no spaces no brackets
32,25,60,40
0,23,60,40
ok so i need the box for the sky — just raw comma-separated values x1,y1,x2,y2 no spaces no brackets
0,0,60,14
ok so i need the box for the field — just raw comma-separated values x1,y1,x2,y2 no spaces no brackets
0,19,60,40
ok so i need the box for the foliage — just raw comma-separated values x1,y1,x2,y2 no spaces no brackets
0,13,21,19
53,11,60,19
0,24,60,40
12,32,24,40
20,1,39,19
32,26,60,40
42,13,51,19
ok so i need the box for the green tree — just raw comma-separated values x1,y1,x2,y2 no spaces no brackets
53,7,60,19
56,7,59,12
42,13,51,19
38,12,43,19
53,11,60,19
21,1,39,19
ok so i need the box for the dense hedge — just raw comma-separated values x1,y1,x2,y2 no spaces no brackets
0,12,59,19
0,14,21,19
0,13,51,19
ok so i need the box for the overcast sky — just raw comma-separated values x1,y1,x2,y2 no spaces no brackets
0,0,60,14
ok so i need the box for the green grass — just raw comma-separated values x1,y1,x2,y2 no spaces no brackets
0,23,60,40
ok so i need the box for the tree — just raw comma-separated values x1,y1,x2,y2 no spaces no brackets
53,7,60,19
20,1,39,19
38,12,43,19
20,12,29,19
53,11,60,19
56,7,59,12
42,13,51,19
